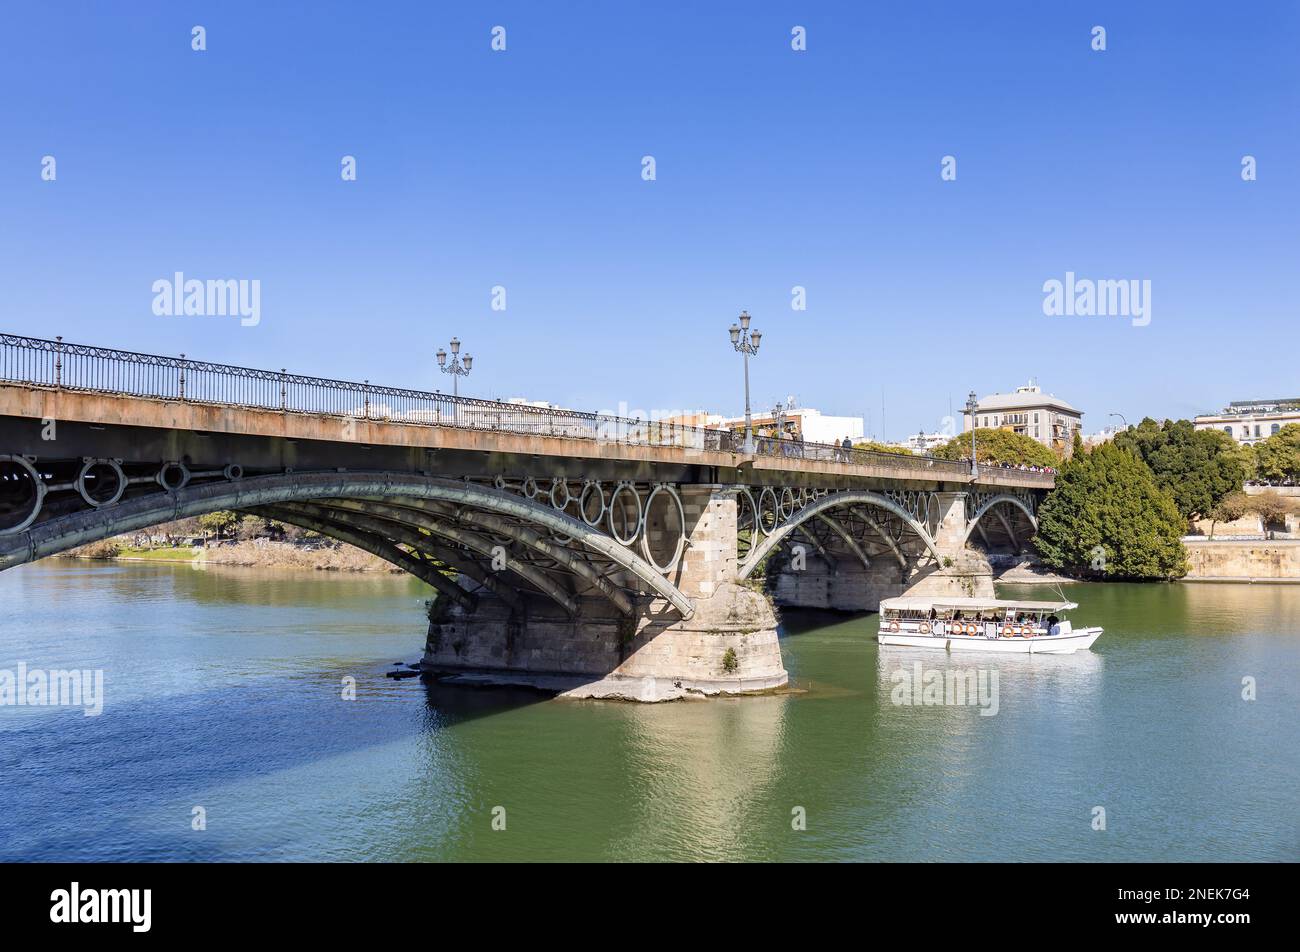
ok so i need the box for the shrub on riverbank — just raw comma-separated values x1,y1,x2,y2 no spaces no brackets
64,536,400,573
200,540,399,572
67,539,123,560
1035,443,1188,579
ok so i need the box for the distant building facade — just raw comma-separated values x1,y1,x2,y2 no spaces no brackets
963,382,1083,457
726,405,864,445
900,431,948,453
1194,398,1300,446
1082,425,1120,448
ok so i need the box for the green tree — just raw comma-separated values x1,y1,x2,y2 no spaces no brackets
1035,443,1187,579
1223,439,1256,483
198,510,239,539
933,428,1057,468
1113,418,1246,523
854,440,911,455
1254,423,1300,484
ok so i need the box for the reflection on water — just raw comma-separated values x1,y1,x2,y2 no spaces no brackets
1,564,1297,861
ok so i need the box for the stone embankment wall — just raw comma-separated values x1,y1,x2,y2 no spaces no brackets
1183,540,1300,582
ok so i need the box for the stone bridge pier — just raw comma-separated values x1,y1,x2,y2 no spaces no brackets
422,486,788,701
765,491,1027,612
422,486,1036,698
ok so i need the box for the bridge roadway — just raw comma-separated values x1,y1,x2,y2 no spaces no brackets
0,334,1053,700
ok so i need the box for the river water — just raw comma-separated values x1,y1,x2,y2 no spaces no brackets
1,561,1296,861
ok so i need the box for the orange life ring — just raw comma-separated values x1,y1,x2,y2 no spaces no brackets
966,624,978,636
1023,628,1035,638
919,623,931,634
1001,625,1013,637
889,621,900,633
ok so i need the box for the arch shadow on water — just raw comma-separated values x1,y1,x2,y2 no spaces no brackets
0,658,553,862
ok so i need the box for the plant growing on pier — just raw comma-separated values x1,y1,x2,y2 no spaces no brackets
1035,443,1187,579
721,647,739,674
932,429,1057,468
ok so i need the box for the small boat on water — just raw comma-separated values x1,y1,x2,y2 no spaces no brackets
877,596,1103,654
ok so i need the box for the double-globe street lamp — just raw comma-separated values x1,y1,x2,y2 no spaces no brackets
965,390,980,479
436,337,473,398
729,311,762,454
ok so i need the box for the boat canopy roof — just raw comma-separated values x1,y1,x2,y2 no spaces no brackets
880,596,1078,613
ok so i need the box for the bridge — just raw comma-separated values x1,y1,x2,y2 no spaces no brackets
0,333,1053,700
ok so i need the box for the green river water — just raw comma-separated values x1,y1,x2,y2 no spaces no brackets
0,561,1296,861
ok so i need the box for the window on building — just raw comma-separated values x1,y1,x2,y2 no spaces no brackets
1272,423,1281,435
1223,426,1233,435
1255,425,1262,437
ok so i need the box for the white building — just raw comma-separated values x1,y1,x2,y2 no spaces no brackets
725,405,864,446
1082,425,1120,447
963,382,1083,457
1194,398,1300,446
900,431,947,453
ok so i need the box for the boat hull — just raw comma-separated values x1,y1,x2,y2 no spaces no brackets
877,627,1103,654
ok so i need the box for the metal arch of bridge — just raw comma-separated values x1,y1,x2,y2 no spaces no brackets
738,490,943,580
0,471,696,620
262,500,582,616
960,493,1039,548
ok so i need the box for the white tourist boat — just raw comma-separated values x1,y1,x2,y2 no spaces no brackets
877,596,1103,654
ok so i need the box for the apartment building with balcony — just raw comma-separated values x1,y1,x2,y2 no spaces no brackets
962,382,1084,457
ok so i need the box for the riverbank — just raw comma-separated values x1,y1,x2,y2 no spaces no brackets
1183,538,1300,582
989,555,1078,585
65,539,403,574
992,545,1300,585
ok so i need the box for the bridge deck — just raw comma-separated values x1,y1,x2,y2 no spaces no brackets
0,385,1050,491
0,333,1053,491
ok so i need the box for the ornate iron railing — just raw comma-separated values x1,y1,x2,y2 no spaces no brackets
0,332,1033,481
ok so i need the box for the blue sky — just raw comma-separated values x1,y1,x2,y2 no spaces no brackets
2,2,1296,439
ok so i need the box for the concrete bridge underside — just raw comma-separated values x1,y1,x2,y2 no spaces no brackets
1,385,1048,700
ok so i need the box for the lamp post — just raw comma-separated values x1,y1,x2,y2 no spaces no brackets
1109,412,1128,432
772,401,788,457
729,311,762,454
965,390,979,478
436,337,473,398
